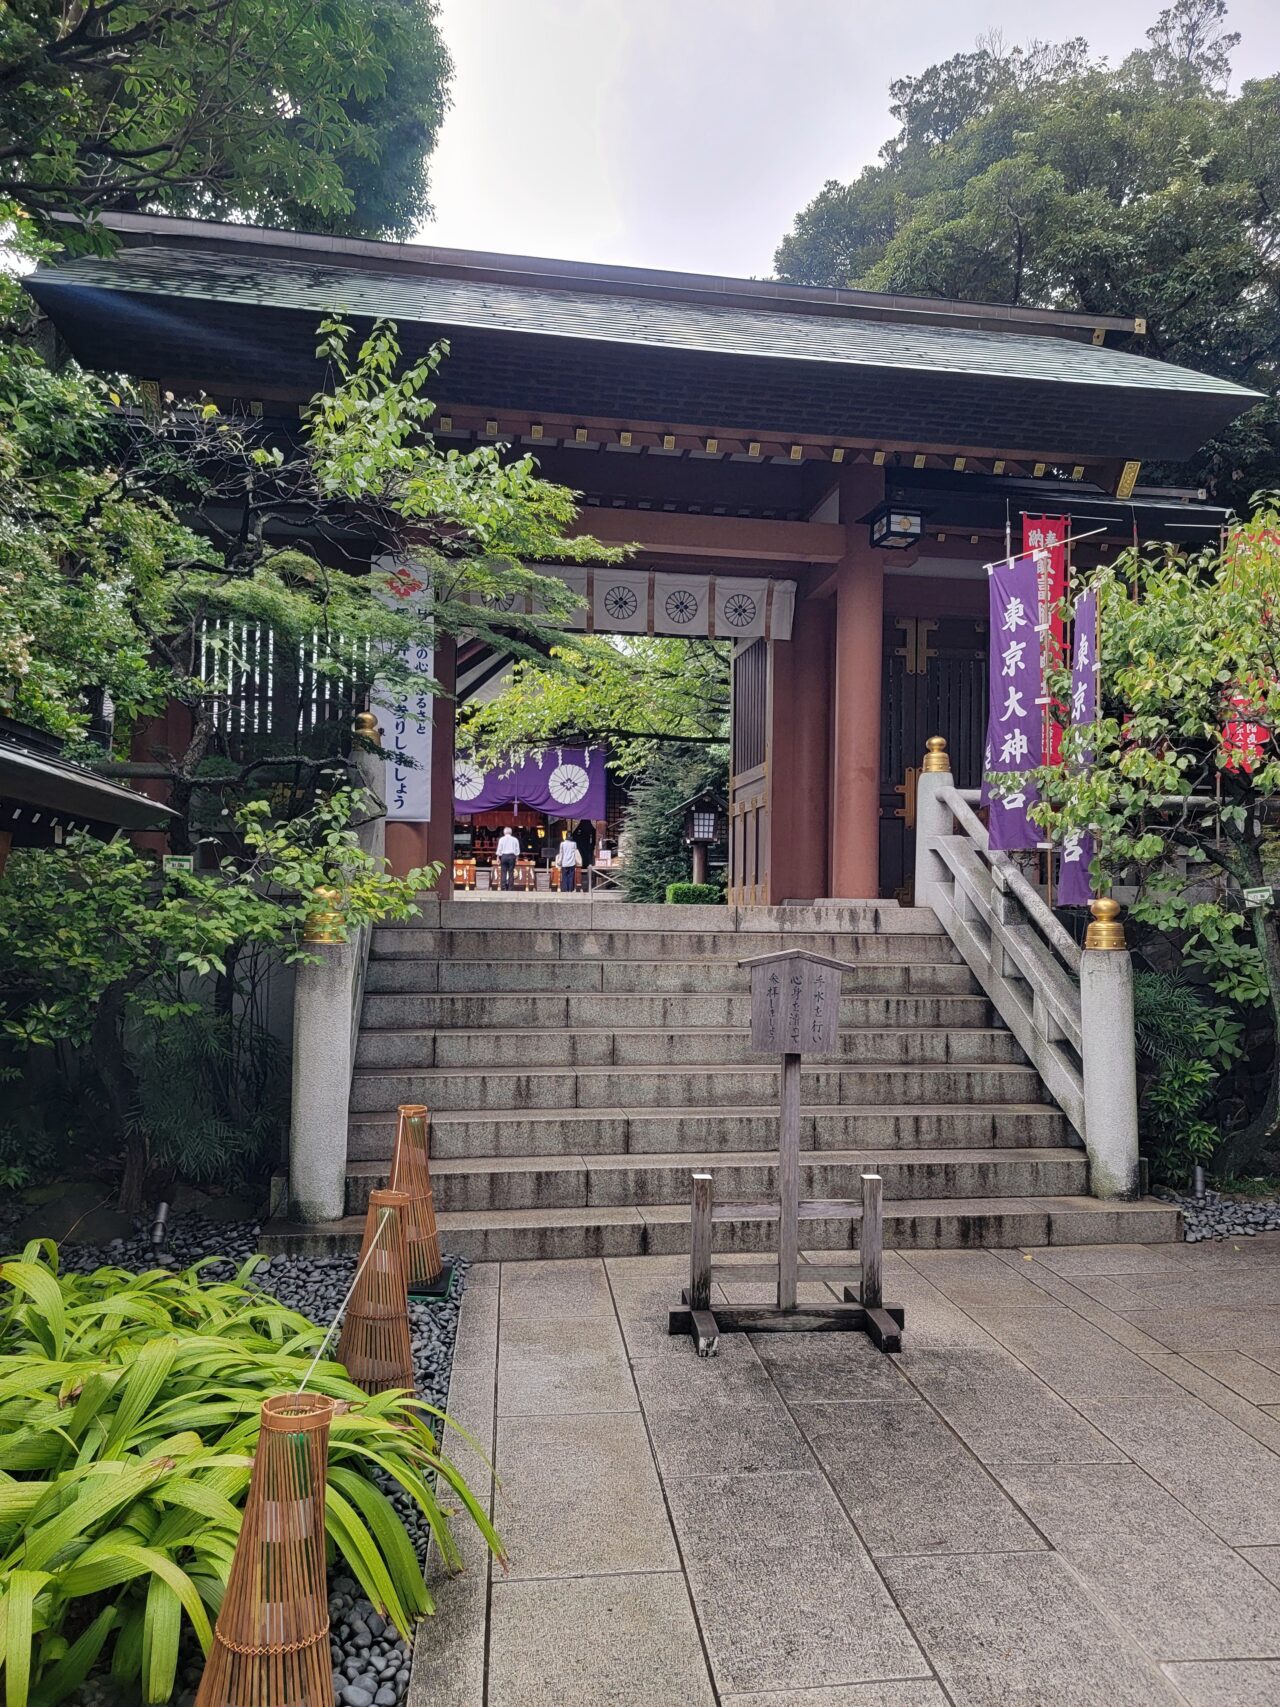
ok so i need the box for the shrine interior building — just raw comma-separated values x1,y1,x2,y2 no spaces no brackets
24,213,1260,901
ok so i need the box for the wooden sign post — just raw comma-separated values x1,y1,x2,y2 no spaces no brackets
668,949,904,1356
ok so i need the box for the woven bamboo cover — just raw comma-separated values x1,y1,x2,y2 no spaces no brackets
389,1103,443,1287
337,1188,416,1394
195,1393,334,1707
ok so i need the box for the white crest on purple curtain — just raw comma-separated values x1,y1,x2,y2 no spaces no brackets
1057,587,1099,906
985,552,1043,850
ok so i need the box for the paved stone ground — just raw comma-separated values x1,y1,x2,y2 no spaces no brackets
410,1236,1280,1707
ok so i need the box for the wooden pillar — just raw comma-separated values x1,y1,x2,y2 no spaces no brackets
765,590,832,903
831,470,886,898
386,635,455,895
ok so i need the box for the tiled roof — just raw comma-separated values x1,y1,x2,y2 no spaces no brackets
32,246,1258,402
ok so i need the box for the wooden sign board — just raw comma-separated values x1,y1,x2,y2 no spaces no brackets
744,950,846,1057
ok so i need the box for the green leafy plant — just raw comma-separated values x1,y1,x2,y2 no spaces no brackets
0,789,433,1208
1025,505,1280,1172
0,1245,502,1707
1132,971,1243,1181
621,746,728,904
665,883,724,906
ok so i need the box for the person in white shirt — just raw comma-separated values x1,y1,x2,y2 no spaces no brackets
555,831,582,894
496,826,520,890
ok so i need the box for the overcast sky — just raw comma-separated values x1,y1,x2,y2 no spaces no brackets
423,0,1280,278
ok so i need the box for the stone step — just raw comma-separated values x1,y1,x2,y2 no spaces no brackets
402,899,945,935
349,1060,1047,1114
354,1024,1024,1071
346,1101,1072,1160
345,1145,1089,1214
359,990,997,1032
371,927,959,964
364,956,979,995
262,1194,1183,1261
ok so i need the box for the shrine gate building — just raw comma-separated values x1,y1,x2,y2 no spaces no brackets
25,214,1260,901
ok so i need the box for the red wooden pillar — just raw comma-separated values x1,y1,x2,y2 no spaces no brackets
831,469,886,899
386,635,455,895
765,590,833,903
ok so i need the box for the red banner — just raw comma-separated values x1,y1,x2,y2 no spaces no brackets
1024,516,1068,763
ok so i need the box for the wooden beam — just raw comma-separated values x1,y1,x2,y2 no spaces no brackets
568,508,846,563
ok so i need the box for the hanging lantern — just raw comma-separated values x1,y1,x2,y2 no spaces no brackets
337,1189,416,1394
1222,687,1270,775
195,1392,334,1707
390,1104,452,1297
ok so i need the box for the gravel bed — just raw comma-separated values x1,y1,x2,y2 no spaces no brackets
1157,1185,1280,1241
17,1211,467,1707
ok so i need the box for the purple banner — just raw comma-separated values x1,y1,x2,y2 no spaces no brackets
985,553,1042,851
1058,589,1098,907
452,747,606,818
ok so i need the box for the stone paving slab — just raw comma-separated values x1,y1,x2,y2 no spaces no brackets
1162,1662,1280,1705
487,1573,715,1707
719,1688,948,1707
793,1398,1045,1557
414,1237,1280,1707
662,1469,927,1694
880,1552,1182,1704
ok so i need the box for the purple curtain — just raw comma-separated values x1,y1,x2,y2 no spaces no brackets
453,747,607,818
1057,589,1098,906
985,553,1043,851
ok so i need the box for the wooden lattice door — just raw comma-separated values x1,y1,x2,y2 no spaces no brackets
879,615,987,900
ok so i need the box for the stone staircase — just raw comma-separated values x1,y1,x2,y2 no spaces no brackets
271,898,1181,1258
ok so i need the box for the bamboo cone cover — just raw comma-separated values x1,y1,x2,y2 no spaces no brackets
389,1103,443,1286
195,1393,334,1707
337,1189,416,1394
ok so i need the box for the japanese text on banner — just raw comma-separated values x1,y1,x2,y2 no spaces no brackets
1058,588,1099,907
986,551,1043,852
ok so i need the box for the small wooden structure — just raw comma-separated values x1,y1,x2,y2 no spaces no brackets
669,949,904,1356
390,1103,452,1297
195,1393,334,1707
337,1189,416,1393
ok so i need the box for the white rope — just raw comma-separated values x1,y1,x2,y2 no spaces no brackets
296,1207,392,1394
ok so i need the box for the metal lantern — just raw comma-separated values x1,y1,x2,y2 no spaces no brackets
866,502,924,550
337,1189,416,1394
681,790,726,886
390,1103,451,1297
195,1393,335,1707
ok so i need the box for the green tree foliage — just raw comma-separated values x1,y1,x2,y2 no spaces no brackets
0,307,615,844
458,636,729,782
1025,505,1280,1172
0,0,452,243
621,745,726,904
0,1245,502,1706
0,791,431,1207
774,1,1279,503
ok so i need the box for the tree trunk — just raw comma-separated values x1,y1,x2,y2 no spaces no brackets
91,980,147,1212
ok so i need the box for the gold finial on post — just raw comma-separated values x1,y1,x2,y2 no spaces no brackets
353,709,380,739
921,736,950,774
1085,897,1126,951
303,884,346,945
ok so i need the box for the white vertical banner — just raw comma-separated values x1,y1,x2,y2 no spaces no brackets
372,557,433,821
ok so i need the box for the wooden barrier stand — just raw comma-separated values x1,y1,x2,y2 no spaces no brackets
668,950,905,1356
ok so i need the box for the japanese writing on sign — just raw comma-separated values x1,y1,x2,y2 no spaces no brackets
373,561,434,822
985,552,1043,852
1058,588,1099,906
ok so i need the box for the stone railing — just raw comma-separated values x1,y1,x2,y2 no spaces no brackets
287,714,386,1224
914,737,1139,1199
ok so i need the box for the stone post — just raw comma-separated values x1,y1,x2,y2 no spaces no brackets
289,937,354,1223
913,737,955,914
1079,898,1140,1199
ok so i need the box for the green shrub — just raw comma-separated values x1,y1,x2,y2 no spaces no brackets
664,883,724,906
1132,970,1244,1183
0,1246,502,1707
